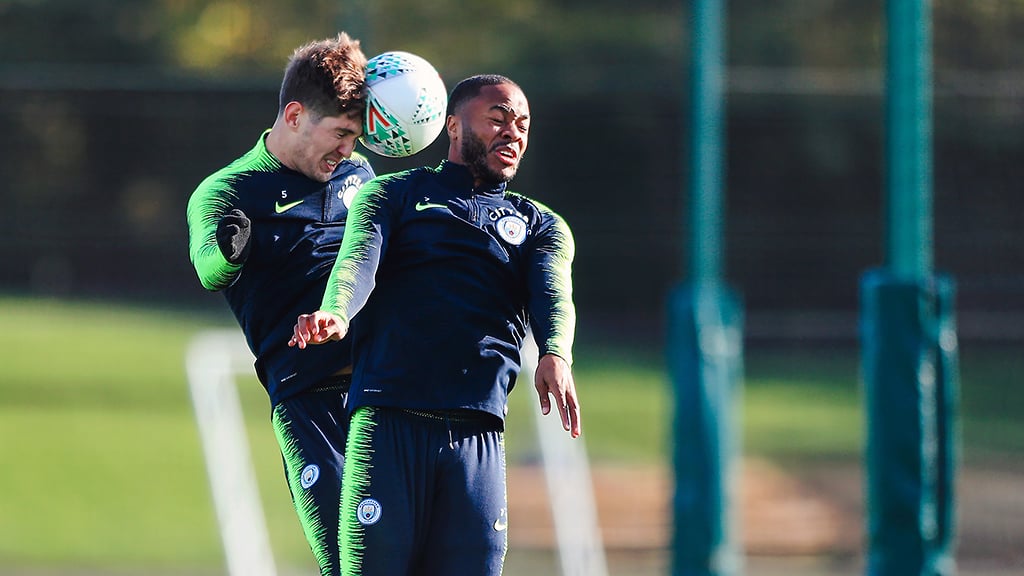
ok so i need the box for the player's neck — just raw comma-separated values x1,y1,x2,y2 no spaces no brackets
265,122,295,171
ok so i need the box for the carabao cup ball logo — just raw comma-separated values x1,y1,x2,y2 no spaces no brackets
364,93,406,155
361,51,447,158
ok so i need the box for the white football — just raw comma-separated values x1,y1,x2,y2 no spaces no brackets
361,51,447,158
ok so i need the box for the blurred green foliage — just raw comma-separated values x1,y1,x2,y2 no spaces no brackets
3,1,1023,78
0,0,683,88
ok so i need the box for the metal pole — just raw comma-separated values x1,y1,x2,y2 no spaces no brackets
885,0,932,279
689,0,725,284
862,2,958,574
670,1,743,575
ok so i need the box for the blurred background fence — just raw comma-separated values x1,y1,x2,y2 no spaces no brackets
2,1,1023,348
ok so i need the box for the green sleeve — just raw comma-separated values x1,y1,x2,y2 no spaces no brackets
526,205,577,366
322,175,392,322
186,175,242,291
187,132,279,291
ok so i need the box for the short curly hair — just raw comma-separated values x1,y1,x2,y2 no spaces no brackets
446,74,519,117
279,32,368,121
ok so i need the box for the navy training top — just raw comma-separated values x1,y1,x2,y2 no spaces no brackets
187,131,374,405
323,160,576,421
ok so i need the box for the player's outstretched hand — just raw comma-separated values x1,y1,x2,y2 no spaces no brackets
534,354,581,438
289,311,348,349
216,209,252,264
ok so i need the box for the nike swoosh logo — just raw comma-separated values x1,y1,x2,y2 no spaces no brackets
493,517,508,532
275,199,303,213
415,201,447,212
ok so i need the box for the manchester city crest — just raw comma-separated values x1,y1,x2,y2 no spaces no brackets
496,215,527,245
357,498,383,525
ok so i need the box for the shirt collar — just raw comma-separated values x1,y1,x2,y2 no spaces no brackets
437,160,507,196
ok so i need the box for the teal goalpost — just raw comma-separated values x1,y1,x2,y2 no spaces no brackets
860,2,958,574
670,1,958,575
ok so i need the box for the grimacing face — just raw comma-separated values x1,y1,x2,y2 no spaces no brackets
293,107,363,182
457,83,530,186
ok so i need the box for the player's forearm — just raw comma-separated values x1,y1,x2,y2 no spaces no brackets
187,184,242,290
321,251,377,322
531,297,577,366
321,180,388,320
187,211,241,291
191,243,242,291
528,216,577,365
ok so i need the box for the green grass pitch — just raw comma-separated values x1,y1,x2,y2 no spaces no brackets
0,295,1020,571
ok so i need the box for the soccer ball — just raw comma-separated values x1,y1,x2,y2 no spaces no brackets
361,51,448,158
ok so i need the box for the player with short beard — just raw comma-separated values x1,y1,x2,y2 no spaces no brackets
460,123,512,185
186,32,373,576
290,74,580,576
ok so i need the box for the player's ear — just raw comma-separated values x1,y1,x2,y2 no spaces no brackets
283,101,304,130
445,115,460,140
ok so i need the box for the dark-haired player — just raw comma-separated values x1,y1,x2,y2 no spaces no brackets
187,32,373,576
290,74,580,576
